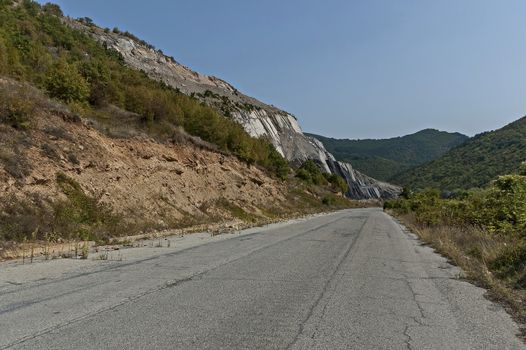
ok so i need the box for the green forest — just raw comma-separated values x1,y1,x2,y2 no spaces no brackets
393,117,526,191
308,129,467,181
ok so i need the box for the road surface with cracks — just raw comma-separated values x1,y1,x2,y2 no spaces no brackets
0,208,524,349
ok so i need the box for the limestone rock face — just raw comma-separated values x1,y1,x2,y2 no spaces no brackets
68,20,400,199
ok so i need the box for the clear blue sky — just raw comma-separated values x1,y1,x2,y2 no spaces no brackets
38,0,526,139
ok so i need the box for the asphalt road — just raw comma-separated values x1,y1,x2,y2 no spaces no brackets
0,208,524,349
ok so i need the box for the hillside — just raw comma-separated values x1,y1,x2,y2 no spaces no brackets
64,12,400,199
0,2,365,252
0,1,400,201
392,117,526,191
308,129,468,181
0,78,360,252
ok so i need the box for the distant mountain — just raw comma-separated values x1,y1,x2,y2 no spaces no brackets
307,129,468,181
392,117,526,191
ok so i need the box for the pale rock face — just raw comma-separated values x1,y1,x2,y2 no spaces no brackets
68,19,400,199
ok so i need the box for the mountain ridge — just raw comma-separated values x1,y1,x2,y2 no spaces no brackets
392,116,526,191
308,129,468,181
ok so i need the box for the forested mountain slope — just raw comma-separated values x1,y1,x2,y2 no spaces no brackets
308,129,468,181
392,117,526,191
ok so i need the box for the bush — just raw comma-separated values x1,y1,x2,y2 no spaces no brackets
386,171,526,236
40,143,60,160
264,144,289,180
0,173,136,243
322,196,333,205
325,173,348,194
54,173,122,241
296,160,327,185
45,59,90,103
295,168,312,182
490,243,526,283
42,3,63,17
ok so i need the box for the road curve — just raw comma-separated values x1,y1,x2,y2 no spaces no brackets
0,208,524,349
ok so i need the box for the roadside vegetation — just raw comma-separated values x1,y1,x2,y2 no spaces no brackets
0,173,132,245
384,164,526,326
295,160,348,193
294,160,352,205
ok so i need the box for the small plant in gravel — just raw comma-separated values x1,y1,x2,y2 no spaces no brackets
79,243,89,259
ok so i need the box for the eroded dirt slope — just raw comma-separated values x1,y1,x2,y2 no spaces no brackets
1,112,289,226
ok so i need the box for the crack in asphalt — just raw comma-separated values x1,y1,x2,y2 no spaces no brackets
284,218,368,350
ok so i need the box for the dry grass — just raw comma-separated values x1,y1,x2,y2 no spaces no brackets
392,211,526,336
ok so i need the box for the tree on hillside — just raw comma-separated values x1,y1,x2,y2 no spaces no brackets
45,58,90,103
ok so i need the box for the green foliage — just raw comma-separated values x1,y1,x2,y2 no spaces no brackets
0,173,125,243
214,198,260,223
41,3,63,16
490,243,526,286
322,195,333,205
308,129,468,181
263,144,289,180
386,170,526,237
385,188,442,225
0,1,289,178
295,160,327,186
386,167,526,292
324,173,349,194
321,193,354,207
55,172,121,241
469,175,526,234
295,160,348,193
394,118,526,191
295,168,312,182
399,187,412,199
45,58,90,103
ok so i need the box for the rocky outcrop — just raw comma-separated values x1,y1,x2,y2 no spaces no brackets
67,19,400,199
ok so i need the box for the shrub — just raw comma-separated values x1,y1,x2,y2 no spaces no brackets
296,160,327,185
55,173,122,241
45,59,90,103
0,194,50,242
490,243,526,282
266,145,290,180
322,196,333,205
295,168,312,182
325,173,348,193
386,171,526,236
42,3,63,17
67,152,79,165
40,143,60,160
0,173,131,243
